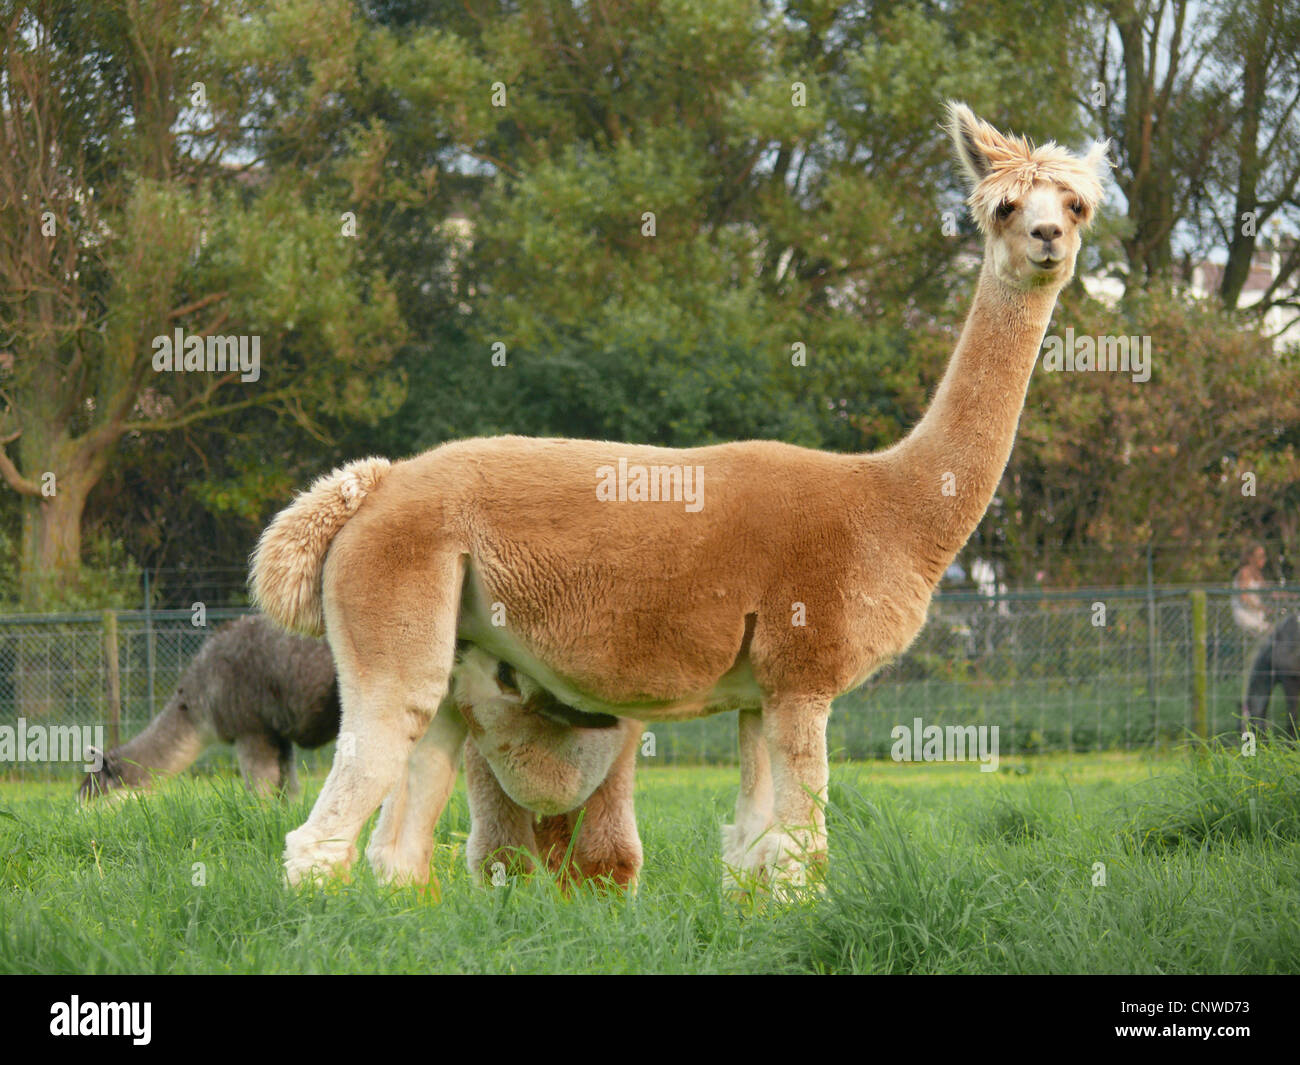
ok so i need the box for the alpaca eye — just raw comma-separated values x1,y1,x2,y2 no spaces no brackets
995,200,1015,221
1069,201,1085,217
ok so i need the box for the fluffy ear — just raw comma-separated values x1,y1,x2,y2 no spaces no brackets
1083,138,1114,183
947,101,997,186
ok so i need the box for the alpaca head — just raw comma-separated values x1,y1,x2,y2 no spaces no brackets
77,746,145,804
76,690,203,803
947,102,1110,290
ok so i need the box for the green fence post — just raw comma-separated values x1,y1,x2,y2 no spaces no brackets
144,570,155,716
1190,589,1208,741
1146,543,1158,741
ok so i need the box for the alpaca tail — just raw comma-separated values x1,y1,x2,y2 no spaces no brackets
250,457,391,636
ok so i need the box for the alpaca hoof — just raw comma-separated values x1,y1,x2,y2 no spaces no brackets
284,829,356,888
573,853,642,893
724,827,826,901
721,822,749,895
721,821,756,868
467,838,537,885
755,830,827,901
721,820,775,894
365,839,431,887
284,854,339,889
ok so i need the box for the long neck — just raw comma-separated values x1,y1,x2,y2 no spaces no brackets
112,699,208,784
881,257,1062,581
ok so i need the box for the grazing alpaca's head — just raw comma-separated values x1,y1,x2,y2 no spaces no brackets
77,690,208,804
78,745,146,803
947,101,1109,291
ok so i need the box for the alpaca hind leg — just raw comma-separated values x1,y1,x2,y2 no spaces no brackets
534,815,574,877
722,708,774,890
236,733,283,798
368,771,409,878
284,679,442,886
464,739,537,883
284,562,460,887
366,698,467,886
277,740,300,800
755,695,830,898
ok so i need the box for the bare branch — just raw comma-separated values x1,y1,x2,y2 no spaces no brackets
0,431,39,496
167,290,229,320
121,387,296,433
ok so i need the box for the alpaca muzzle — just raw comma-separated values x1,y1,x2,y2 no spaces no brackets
494,659,620,729
77,766,118,803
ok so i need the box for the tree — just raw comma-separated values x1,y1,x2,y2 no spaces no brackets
994,287,1300,586
363,0,1091,455
1089,0,1300,318
0,0,404,608
1198,0,1300,316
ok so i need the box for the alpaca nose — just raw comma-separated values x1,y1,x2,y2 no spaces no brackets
1031,223,1062,242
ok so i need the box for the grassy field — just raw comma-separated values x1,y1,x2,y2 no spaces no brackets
1,747,1298,974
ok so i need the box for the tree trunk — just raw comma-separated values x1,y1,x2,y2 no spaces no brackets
13,475,95,720
19,472,93,611
11,431,113,721
1219,1,1270,310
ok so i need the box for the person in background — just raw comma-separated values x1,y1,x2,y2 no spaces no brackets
1232,542,1273,637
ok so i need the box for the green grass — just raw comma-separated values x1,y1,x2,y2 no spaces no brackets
1,747,1298,973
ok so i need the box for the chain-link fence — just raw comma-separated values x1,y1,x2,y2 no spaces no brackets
2,587,1297,779
0,607,323,781
652,585,1300,762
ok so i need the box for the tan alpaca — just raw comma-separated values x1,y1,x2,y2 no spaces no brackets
252,103,1108,892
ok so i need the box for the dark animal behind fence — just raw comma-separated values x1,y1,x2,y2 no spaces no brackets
1243,613,1300,738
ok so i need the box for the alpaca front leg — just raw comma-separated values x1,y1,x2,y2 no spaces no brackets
365,700,467,886
464,740,538,882
540,722,643,891
722,708,774,891
755,696,830,897
572,721,643,889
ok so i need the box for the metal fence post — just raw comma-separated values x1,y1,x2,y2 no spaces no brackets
1146,544,1158,742
1190,589,1208,740
144,570,155,716
102,609,121,749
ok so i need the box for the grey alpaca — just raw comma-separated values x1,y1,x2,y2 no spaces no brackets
79,615,339,801
1242,613,1300,738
